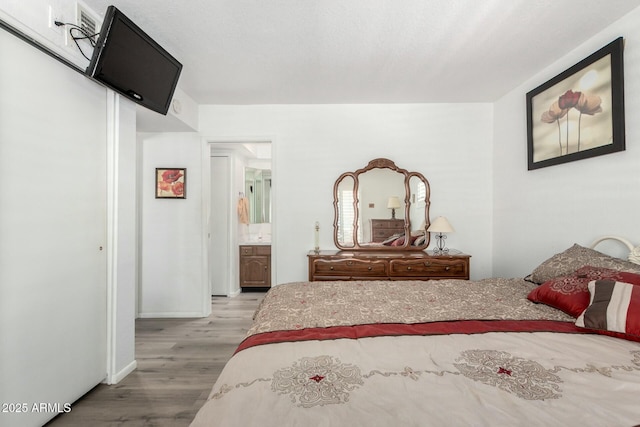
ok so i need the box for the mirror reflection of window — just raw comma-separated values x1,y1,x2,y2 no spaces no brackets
410,178,427,232
337,176,357,247
339,189,354,245
245,167,271,224
416,182,426,201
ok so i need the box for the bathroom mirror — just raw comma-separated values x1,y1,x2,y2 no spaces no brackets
245,167,271,223
333,158,431,251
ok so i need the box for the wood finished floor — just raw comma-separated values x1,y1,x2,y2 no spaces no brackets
46,291,265,427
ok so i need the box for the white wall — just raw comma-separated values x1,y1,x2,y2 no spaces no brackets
109,94,138,383
493,8,640,277
200,104,494,282
0,0,97,69
138,132,207,317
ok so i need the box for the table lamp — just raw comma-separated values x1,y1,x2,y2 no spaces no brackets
387,196,401,219
427,216,454,253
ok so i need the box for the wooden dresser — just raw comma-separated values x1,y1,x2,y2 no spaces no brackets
308,250,470,281
240,245,271,288
370,219,405,242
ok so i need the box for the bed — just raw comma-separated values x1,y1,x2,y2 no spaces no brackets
191,240,640,426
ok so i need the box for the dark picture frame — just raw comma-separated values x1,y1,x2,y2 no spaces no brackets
155,168,186,199
526,37,625,170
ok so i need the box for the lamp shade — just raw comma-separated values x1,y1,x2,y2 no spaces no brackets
387,196,401,209
427,216,454,233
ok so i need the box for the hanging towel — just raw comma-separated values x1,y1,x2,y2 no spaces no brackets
238,197,250,224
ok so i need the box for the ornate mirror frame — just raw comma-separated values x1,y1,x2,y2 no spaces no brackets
332,158,431,251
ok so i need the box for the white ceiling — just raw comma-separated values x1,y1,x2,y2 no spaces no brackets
80,0,640,105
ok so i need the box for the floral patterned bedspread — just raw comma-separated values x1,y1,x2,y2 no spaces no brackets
246,279,573,337
191,279,640,427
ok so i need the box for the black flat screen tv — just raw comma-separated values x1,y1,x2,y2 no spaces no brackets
86,6,182,115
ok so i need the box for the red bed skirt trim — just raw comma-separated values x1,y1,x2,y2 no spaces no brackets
234,320,598,354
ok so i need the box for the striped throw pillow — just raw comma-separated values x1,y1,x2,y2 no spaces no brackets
575,280,640,336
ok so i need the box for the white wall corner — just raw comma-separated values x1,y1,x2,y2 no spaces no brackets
169,87,199,130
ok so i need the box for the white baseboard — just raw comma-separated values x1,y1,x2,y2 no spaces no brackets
105,360,137,385
138,311,207,318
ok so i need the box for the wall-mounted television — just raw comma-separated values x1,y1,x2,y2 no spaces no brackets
86,6,182,115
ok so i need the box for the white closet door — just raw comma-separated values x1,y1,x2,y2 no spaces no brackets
0,29,108,426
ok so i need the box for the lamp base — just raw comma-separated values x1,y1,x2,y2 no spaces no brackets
434,233,449,254
432,248,450,255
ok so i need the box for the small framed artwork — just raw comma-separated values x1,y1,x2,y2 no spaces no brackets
155,168,186,199
526,37,625,170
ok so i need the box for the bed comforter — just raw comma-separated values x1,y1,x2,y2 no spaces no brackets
191,280,640,427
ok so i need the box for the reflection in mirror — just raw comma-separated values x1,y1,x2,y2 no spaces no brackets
409,175,427,233
245,167,271,223
359,169,405,243
333,158,431,251
336,175,356,248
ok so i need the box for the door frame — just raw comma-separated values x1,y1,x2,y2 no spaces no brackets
202,137,276,306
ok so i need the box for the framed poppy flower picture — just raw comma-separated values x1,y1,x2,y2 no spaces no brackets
155,168,186,199
526,37,625,170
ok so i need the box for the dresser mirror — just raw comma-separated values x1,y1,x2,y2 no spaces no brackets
333,158,431,251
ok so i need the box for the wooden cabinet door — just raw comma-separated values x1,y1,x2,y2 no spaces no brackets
240,246,271,287
240,256,270,287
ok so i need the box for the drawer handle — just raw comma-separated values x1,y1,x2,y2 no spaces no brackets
347,261,353,265
424,262,430,266
407,266,412,271
330,266,334,270
445,266,451,271
368,266,372,270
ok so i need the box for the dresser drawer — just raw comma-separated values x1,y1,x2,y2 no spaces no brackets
372,228,399,241
389,257,469,279
312,258,388,277
370,219,404,242
308,251,470,281
240,245,271,256
373,220,404,231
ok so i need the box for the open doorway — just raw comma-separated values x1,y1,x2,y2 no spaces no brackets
208,141,272,297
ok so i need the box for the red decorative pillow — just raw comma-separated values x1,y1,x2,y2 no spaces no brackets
389,235,419,247
382,234,403,246
527,266,640,317
575,280,640,338
390,236,406,246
